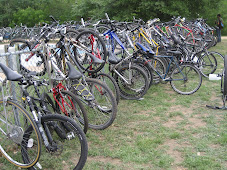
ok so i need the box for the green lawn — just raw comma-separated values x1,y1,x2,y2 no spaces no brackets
1,40,227,170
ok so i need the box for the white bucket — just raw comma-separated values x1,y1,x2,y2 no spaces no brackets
209,74,221,80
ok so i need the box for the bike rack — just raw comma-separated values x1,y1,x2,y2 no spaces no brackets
206,96,227,110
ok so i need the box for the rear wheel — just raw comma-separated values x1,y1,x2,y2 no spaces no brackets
10,39,46,76
170,64,202,95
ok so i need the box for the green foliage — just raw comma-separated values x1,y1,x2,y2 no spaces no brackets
0,0,227,36
10,7,46,27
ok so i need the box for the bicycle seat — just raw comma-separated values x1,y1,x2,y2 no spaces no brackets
0,63,23,81
108,50,122,64
166,50,182,55
66,62,82,80
136,43,155,55
171,34,182,45
86,53,104,64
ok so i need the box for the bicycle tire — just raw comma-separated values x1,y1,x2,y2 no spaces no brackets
223,55,227,96
96,72,120,104
170,64,202,95
133,58,153,88
54,90,89,134
198,52,217,78
150,57,166,83
10,39,46,76
114,64,149,100
27,114,88,170
73,29,107,74
0,100,41,168
75,77,117,130
208,51,224,75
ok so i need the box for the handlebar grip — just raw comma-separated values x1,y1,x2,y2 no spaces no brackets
49,15,57,22
105,13,110,21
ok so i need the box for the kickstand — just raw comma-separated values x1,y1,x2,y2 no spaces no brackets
206,95,227,110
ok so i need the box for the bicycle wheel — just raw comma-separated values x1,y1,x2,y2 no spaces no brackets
170,64,202,95
209,51,224,75
223,55,227,96
198,52,217,77
76,77,117,130
133,58,153,88
96,72,120,104
10,39,46,76
27,114,88,170
0,100,41,168
115,64,149,100
73,29,107,74
149,57,166,83
54,90,88,134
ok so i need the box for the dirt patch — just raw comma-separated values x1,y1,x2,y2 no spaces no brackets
168,105,194,116
87,156,152,169
88,156,122,166
174,167,188,170
163,116,184,128
135,110,154,116
162,139,184,164
187,117,206,128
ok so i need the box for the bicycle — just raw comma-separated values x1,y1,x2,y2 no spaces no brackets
0,63,42,168
10,25,118,130
136,42,202,95
0,63,88,169
94,14,150,100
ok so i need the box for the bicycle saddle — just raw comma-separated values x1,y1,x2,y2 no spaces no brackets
166,50,182,55
0,63,23,81
86,53,104,64
136,43,155,55
171,34,182,45
108,50,122,64
66,62,82,80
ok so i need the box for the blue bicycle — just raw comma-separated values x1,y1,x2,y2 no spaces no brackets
95,14,150,100
136,42,202,95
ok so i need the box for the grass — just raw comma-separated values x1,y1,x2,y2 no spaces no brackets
1,40,227,169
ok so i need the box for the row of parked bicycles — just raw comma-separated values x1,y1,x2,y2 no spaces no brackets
0,14,224,169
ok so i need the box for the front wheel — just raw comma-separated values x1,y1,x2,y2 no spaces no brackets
198,52,217,78
115,64,149,100
222,55,227,96
76,78,117,130
95,72,120,104
54,90,89,134
27,114,88,170
0,100,41,168
170,64,202,95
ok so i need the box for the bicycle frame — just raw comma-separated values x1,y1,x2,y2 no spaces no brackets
103,29,137,84
52,82,77,116
151,55,187,81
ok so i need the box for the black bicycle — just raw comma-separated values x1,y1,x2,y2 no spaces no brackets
0,63,88,170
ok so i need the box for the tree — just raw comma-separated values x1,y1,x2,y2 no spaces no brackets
10,7,46,27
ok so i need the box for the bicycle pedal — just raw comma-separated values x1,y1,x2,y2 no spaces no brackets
27,138,34,148
137,98,144,101
35,162,42,169
67,132,75,140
